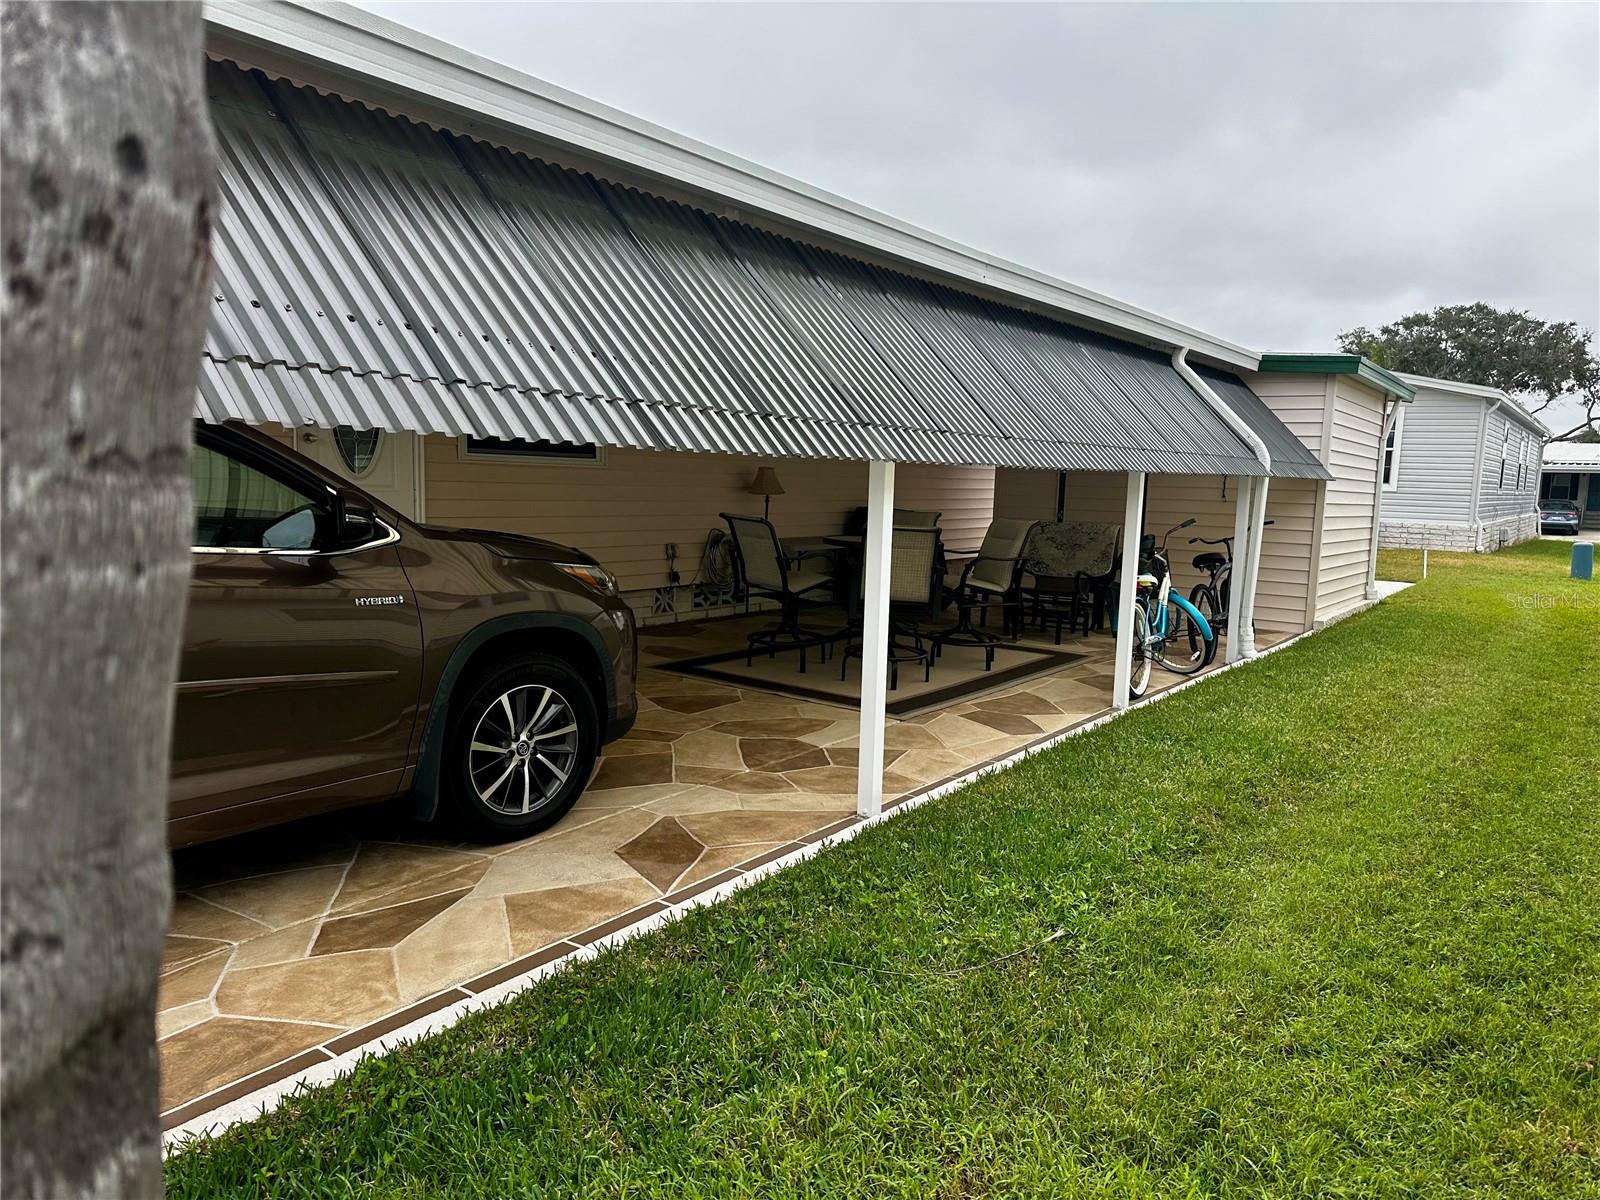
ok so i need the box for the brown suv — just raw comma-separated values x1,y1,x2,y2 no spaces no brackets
171,422,637,847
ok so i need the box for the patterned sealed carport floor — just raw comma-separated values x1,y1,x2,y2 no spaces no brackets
158,613,1281,1126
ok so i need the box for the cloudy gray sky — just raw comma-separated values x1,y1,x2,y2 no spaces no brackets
357,2,1597,366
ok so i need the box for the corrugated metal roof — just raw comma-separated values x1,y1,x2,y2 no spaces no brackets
198,60,1300,477
1541,442,1600,470
1194,366,1333,480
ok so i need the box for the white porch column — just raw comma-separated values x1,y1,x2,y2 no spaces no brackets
1111,471,1146,710
1226,475,1254,664
856,459,895,818
1236,476,1270,659
1365,400,1398,601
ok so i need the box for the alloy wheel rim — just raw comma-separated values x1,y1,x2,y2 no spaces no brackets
467,684,580,816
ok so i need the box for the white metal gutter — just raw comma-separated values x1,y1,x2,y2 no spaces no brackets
1172,347,1271,657
1171,347,1271,472
202,0,1261,373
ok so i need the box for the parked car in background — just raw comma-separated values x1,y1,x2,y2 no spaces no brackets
171,422,637,847
1538,499,1581,535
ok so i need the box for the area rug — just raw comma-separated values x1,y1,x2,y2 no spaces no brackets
658,638,1090,718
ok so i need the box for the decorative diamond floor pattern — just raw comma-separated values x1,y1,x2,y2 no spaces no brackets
157,610,1287,1122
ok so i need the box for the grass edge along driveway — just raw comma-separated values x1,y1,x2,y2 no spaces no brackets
168,542,1600,1199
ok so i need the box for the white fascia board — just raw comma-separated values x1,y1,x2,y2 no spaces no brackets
202,0,1261,372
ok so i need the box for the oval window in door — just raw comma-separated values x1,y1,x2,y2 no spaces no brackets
333,426,383,478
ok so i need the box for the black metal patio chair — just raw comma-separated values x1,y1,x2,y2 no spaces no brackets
721,513,839,673
836,525,943,690
932,517,1038,671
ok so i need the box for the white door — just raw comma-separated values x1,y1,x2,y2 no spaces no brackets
295,426,421,520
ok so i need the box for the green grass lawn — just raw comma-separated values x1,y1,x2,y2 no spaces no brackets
1376,547,1428,583
167,541,1600,1198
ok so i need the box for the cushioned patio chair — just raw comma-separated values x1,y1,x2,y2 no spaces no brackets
837,526,942,690
1020,520,1122,643
721,513,839,673
842,506,942,536
932,517,1039,670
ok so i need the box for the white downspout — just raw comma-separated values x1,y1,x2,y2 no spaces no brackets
1238,476,1270,657
1172,348,1273,474
1226,474,1253,664
1366,399,1398,600
1173,348,1272,657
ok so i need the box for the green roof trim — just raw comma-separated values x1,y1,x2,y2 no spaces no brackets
1256,354,1416,401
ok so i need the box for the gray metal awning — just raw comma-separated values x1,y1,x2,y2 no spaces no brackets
197,60,1310,478
1195,368,1333,481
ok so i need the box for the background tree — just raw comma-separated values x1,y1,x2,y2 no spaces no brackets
2,3,214,1195
1338,302,1599,441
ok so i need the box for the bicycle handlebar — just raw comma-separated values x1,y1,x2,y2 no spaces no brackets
1186,519,1274,545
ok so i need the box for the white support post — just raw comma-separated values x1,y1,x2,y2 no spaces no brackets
1365,400,1397,601
856,460,895,818
1111,471,1146,710
1226,475,1253,664
1236,476,1270,659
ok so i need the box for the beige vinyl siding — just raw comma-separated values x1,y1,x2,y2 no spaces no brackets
256,423,296,446
420,435,993,593
896,466,995,553
1314,377,1386,623
1240,372,1330,460
1256,478,1319,633
991,467,1062,523
994,467,1317,636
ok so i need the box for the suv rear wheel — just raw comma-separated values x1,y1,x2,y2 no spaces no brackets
443,653,598,841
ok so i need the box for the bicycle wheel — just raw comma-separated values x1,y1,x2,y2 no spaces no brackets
1188,584,1221,667
1156,600,1209,676
1127,602,1153,699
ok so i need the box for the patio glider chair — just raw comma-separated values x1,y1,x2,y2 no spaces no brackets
721,513,838,673
932,517,1039,671
893,508,941,529
1020,520,1122,644
837,526,942,690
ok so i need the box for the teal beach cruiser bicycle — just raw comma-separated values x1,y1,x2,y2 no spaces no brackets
1113,519,1216,700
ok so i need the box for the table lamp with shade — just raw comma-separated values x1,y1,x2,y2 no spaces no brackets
746,466,785,520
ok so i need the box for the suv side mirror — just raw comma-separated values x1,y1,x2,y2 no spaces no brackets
331,489,380,550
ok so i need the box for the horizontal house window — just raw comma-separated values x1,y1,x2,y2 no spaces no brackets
460,436,605,466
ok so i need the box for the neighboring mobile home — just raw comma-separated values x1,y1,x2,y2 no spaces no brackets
1377,374,1547,551
1539,441,1600,531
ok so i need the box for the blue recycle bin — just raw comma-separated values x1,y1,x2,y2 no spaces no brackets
1574,542,1594,582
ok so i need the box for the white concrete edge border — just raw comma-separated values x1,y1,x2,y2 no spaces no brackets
164,595,1404,1153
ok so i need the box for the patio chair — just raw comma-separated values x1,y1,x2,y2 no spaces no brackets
721,513,839,672
842,506,942,535
837,526,942,690
932,518,1039,670
1020,520,1122,643
893,508,941,528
